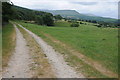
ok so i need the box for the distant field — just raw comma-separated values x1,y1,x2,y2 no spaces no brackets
17,21,118,78
2,23,16,67
54,20,72,27
54,20,96,27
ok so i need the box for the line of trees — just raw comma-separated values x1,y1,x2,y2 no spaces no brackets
2,1,13,25
2,2,54,26
12,5,54,26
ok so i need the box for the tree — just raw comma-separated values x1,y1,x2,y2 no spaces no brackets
80,22,83,24
54,15,62,20
43,13,54,26
2,2,13,25
35,16,44,25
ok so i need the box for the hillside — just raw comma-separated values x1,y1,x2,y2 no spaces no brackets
11,5,54,26
37,9,117,23
12,6,49,20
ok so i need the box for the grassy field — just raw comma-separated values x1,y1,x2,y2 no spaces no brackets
2,23,16,67
17,21,118,78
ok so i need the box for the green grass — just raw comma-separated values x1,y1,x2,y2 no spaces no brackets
2,23,16,67
17,21,118,77
54,20,72,27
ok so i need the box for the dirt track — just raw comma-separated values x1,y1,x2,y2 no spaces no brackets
3,24,32,78
2,23,84,78
18,24,84,78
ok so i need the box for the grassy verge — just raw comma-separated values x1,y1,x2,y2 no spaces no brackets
16,21,118,78
2,23,16,68
18,26,56,78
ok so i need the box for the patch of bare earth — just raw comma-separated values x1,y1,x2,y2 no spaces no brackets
18,24,84,78
3,24,32,78
18,26,56,78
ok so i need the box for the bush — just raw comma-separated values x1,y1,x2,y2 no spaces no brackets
80,22,83,24
97,24,102,27
70,23,79,27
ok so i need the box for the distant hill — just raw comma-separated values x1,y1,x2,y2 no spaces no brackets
41,10,80,16
36,9,117,23
83,13,97,16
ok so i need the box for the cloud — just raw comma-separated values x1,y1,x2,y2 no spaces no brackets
71,2,98,5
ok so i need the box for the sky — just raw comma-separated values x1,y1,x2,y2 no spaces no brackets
10,0,119,19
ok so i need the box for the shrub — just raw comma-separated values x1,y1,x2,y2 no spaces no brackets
80,22,83,24
97,24,102,27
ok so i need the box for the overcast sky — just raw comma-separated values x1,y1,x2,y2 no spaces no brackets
11,0,119,19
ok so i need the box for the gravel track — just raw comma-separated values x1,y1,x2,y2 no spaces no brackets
3,24,32,78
